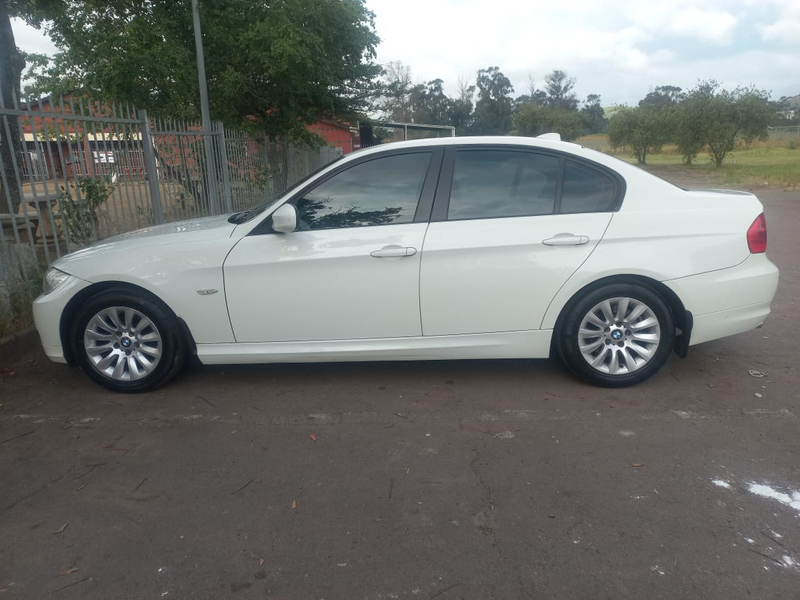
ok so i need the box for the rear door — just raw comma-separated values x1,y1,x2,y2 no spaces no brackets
419,147,619,336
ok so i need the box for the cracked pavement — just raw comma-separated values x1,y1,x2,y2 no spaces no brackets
1,183,799,599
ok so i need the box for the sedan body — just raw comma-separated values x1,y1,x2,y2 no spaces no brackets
33,136,779,392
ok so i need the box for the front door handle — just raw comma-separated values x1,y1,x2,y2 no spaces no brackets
370,245,417,258
542,234,590,246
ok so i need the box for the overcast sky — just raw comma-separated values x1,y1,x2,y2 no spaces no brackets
365,0,800,105
11,0,800,106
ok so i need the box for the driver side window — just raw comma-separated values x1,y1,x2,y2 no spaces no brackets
295,152,432,230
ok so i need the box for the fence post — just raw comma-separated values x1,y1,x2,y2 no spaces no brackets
138,109,165,225
201,126,221,216
216,121,233,213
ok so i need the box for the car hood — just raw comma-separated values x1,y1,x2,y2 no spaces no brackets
104,214,237,242
52,214,239,275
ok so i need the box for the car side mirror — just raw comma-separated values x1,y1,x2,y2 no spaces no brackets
271,203,297,233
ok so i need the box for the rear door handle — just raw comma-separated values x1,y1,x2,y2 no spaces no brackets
542,234,590,246
370,245,417,258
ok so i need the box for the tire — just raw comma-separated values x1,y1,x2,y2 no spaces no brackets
558,283,675,387
71,289,186,393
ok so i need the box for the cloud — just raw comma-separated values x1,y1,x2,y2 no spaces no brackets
668,8,739,45
368,0,799,105
759,19,800,45
756,1,800,46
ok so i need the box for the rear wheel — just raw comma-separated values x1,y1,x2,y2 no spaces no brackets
559,283,674,387
71,289,186,393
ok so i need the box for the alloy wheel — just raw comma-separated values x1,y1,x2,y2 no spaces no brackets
577,297,661,375
83,306,163,381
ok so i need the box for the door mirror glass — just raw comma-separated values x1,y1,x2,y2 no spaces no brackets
271,203,297,233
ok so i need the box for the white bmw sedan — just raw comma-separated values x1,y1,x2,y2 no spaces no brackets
33,136,779,392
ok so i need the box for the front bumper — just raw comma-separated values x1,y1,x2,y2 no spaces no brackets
33,274,93,363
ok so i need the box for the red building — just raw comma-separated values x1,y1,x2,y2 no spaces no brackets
306,119,356,154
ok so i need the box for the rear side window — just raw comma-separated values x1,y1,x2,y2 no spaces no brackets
561,161,617,213
448,150,558,220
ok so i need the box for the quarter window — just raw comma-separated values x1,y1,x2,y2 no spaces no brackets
294,152,431,230
447,150,558,220
560,161,617,213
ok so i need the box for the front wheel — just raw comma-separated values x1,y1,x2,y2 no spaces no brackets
71,289,186,393
559,284,675,387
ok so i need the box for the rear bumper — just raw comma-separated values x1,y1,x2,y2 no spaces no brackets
688,301,771,346
663,254,779,346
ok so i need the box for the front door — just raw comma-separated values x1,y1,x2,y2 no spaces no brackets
224,151,438,343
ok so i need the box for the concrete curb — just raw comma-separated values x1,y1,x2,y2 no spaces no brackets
0,326,40,364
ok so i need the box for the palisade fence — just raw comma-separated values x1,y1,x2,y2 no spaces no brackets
0,94,341,327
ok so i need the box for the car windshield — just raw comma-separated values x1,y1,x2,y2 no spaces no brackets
227,155,345,224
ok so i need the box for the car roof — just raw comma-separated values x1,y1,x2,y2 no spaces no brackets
350,135,625,175
355,135,573,155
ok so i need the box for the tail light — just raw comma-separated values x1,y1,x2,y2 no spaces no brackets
747,214,767,253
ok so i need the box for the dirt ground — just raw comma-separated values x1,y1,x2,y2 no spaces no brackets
1,173,799,599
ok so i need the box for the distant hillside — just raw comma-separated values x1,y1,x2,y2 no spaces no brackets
782,94,800,108
602,104,626,119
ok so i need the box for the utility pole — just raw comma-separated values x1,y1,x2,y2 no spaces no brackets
191,0,220,214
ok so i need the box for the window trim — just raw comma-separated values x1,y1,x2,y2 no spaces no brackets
430,145,626,223
249,147,444,235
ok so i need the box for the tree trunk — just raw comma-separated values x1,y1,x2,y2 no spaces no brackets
0,0,25,214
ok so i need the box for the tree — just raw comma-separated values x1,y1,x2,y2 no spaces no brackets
409,79,453,126
676,81,772,167
543,70,578,111
0,0,25,213
449,75,474,132
580,94,606,134
639,85,684,110
471,66,514,135
673,83,712,165
1,0,63,213
20,0,381,141
377,61,414,122
514,104,583,141
608,106,671,164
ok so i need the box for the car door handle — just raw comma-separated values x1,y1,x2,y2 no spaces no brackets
370,246,417,258
542,234,590,246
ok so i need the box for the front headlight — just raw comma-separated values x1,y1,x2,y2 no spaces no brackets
42,268,71,295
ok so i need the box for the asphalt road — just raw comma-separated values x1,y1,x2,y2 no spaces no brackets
1,180,798,599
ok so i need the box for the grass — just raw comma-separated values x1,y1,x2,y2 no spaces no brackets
576,135,800,189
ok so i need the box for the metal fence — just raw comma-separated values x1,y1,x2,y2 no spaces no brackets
768,125,800,140
0,94,341,324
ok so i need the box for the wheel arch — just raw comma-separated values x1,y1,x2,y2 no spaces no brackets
60,281,197,365
550,274,691,358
